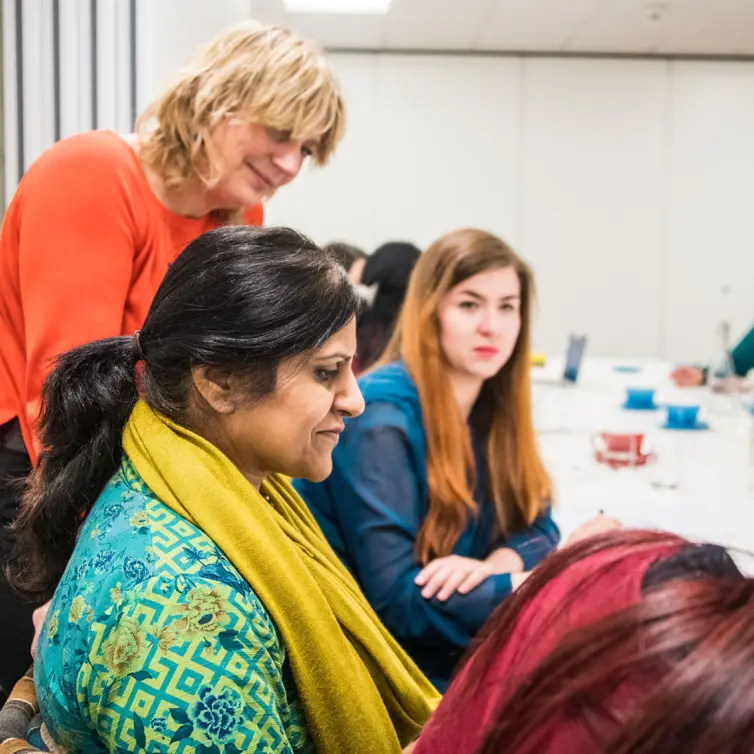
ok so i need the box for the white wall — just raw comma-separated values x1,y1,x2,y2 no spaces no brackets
518,58,667,359
265,53,754,361
135,0,252,106
664,62,754,363
4,0,753,361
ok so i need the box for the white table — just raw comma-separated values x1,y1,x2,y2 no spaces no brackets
532,357,754,564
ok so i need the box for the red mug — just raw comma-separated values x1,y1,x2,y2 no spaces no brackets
591,432,650,468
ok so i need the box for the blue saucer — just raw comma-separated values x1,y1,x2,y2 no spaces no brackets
614,365,642,374
622,402,659,411
661,421,710,431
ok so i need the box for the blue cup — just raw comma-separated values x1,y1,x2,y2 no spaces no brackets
626,387,656,409
666,404,700,428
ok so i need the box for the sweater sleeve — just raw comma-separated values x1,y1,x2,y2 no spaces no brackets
503,509,560,572
15,140,137,450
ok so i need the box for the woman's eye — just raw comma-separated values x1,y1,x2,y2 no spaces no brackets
301,145,313,158
459,301,478,310
316,368,338,383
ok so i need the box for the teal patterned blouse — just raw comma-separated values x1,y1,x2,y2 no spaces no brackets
35,458,312,753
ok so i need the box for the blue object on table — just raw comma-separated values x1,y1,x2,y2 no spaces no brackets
562,334,588,383
661,420,710,431
614,365,642,374
624,387,657,410
665,404,702,429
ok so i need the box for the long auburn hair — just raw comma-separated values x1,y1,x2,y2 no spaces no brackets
432,530,754,754
377,228,551,565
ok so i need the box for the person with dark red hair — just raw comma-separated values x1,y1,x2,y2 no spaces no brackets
412,529,752,754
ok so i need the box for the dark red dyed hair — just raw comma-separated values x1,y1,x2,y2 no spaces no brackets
414,530,754,754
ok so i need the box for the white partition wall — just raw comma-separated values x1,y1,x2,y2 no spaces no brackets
3,3,754,360
267,52,754,361
58,0,95,140
372,55,521,250
1,0,250,204
18,0,56,182
134,0,252,108
664,62,754,363
518,58,668,358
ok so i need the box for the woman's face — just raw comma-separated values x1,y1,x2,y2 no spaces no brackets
437,266,522,383
207,120,319,209
195,319,364,487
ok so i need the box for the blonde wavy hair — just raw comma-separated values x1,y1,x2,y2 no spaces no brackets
135,20,345,194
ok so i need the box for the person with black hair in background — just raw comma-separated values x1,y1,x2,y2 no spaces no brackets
324,241,367,285
355,241,422,373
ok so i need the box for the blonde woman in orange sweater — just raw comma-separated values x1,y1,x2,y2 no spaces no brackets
0,20,344,695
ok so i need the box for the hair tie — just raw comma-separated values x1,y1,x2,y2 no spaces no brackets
132,330,145,362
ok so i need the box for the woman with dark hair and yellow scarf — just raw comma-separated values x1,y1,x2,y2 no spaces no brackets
5,226,437,753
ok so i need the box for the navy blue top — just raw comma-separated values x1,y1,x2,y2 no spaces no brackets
294,362,560,690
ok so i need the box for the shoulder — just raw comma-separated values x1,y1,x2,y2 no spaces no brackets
347,362,424,439
333,402,425,489
25,131,138,176
351,400,415,437
98,459,268,610
16,131,143,203
51,460,279,653
358,361,415,397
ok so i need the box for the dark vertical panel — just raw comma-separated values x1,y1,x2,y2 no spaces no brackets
14,0,24,173
129,0,137,125
52,0,61,141
90,0,97,128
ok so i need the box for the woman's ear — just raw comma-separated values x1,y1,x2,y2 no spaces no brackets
191,366,239,414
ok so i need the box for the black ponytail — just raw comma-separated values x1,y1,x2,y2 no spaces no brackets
9,338,139,598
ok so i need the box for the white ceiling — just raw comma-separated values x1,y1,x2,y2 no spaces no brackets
249,0,754,56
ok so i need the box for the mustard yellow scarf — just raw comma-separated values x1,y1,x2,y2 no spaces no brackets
122,401,439,752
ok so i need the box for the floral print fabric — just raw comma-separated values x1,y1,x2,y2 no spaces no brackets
35,459,311,753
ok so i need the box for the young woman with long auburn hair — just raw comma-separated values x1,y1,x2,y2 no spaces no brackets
295,227,615,690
